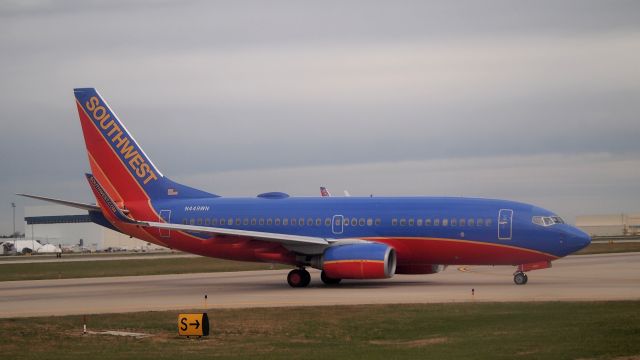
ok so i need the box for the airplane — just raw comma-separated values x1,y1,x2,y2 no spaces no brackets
19,88,591,287
320,187,350,197
320,187,331,197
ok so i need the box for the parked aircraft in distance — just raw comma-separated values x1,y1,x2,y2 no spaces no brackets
320,187,351,197
19,88,591,287
320,187,331,197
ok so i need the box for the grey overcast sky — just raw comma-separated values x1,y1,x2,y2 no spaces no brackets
1,0,639,233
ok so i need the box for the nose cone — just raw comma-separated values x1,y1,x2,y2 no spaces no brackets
564,226,591,255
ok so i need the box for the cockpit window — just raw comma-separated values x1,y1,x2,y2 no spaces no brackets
532,215,565,227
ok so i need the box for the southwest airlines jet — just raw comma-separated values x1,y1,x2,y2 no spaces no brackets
20,88,591,287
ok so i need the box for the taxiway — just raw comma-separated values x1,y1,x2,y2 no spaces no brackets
1,252,638,318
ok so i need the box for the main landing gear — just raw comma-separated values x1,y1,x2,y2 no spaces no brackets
287,268,311,288
513,271,529,285
286,268,344,287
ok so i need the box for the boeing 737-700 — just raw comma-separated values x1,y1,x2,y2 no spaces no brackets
19,88,591,287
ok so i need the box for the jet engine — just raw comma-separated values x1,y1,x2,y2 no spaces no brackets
315,243,396,279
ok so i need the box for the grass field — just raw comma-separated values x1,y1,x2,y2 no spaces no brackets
0,301,638,359
0,257,285,281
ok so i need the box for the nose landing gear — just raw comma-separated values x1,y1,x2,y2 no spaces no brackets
287,268,311,288
513,271,528,285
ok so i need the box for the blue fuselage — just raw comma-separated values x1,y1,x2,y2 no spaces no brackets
153,196,590,260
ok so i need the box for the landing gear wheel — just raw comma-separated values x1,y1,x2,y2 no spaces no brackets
287,269,311,288
514,272,528,285
320,271,342,285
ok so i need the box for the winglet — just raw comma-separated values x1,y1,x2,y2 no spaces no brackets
85,173,137,223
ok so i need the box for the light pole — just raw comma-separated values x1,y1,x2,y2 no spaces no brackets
11,202,16,254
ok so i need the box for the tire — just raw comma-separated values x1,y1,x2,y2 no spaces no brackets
287,269,311,288
320,271,342,285
300,269,311,287
514,272,527,285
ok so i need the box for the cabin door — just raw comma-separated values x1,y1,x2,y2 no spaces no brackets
159,210,171,238
498,209,513,240
332,215,344,235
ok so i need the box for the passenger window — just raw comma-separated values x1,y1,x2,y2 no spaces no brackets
425,218,432,226
228,218,233,225
451,218,457,226
359,218,365,226
375,218,381,226
417,219,423,226
335,218,341,225
267,218,273,225
275,218,281,225
259,218,264,225
205,218,210,226
367,218,373,226
442,219,448,226
190,218,195,225
243,218,249,225
182,219,187,225
468,219,474,226
283,218,288,226
459,219,465,226
477,218,483,226
392,218,398,226
220,218,226,225
400,219,407,226
351,218,357,226
434,218,440,226
325,218,331,226
307,218,313,226
197,218,202,225
234,218,240,225
251,218,256,225
316,218,322,226
485,219,492,226
291,218,297,226
408,218,414,226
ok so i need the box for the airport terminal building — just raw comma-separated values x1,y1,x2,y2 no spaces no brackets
23,205,165,252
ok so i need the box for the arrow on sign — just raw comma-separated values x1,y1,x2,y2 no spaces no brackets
189,320,200,329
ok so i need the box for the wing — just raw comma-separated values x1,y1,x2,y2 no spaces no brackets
140,221,329,248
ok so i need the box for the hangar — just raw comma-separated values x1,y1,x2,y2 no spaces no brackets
23,205,164,252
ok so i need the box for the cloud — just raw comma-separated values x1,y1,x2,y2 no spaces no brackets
177,152,640,224
1,1,640,233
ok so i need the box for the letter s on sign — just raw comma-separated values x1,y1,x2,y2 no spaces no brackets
180,317,188,331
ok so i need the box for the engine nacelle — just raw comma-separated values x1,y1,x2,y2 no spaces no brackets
320,243,397,279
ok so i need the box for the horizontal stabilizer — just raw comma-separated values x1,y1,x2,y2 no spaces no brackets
16,193,101,212
85,174,136,223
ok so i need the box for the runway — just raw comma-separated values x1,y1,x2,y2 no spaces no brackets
1,252,638,318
